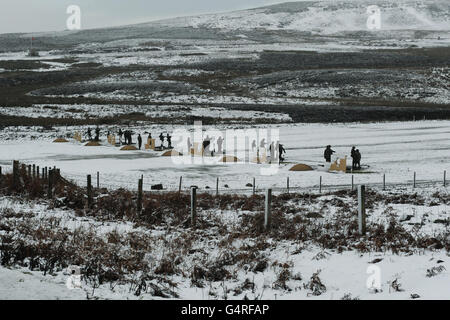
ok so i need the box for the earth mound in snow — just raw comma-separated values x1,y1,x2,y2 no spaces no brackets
84,141,101,147
120,145,138,151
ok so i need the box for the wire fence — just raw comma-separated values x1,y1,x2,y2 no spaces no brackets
63,171,448,196
1,162,448,196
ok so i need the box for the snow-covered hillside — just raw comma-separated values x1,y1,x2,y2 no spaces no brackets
157,0,450,34
3,0,449,52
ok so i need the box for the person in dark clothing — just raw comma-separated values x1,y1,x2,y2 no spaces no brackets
324,145,335,163
95,126,100,141
202,136,211,155
351,146,357,170
278,143,286,163
159,133,165,147
124,130,132,145
86,127,92,140
166,133,172,148
138,134,142,150
355,149,362,170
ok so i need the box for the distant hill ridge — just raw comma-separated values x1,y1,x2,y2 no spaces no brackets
0,1,448,51
153,0,450,33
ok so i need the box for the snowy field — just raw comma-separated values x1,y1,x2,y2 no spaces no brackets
0,184,448,300
0,248,447,300
0,120,449,192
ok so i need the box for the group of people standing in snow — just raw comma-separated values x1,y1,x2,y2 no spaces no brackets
85,126,101,141
86,127,173,150
118,129,134,145
324,145,362,170
184,136,287,163
158,133,172,149
84,126,363,169
120,130,172,150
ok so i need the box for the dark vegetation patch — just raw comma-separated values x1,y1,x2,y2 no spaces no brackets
179,53,208,56
0,60,48,70
0,114,283,127
219,103,450,123
71,62,103,68
0,168,447,253
196,47,450,73
1,48,449,125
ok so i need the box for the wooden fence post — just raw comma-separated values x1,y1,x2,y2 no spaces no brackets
216,177,219,196
27,165,31,178
13,161,19,189
287,177,290,193
48,169,53,199
444,170,447,187
383,174,386,191
351,175,354,191
20,164,25,186
264,188,272,231
87,174,92,209
97,171,100,189
178,176,182,194
413,172,416,188
190,186,197,227
358,185,366,235
319,176,322,193
253,177,256,196
137,178,143,213
36,166,39,179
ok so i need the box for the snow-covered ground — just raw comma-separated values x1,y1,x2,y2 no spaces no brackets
0,249,447,300
0,120,449,192
0,184,448,300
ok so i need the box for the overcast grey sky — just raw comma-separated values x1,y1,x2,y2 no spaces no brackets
0,0,287,34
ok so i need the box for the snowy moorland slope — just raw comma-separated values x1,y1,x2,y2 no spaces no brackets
1,1,449,52
158,0,450,34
